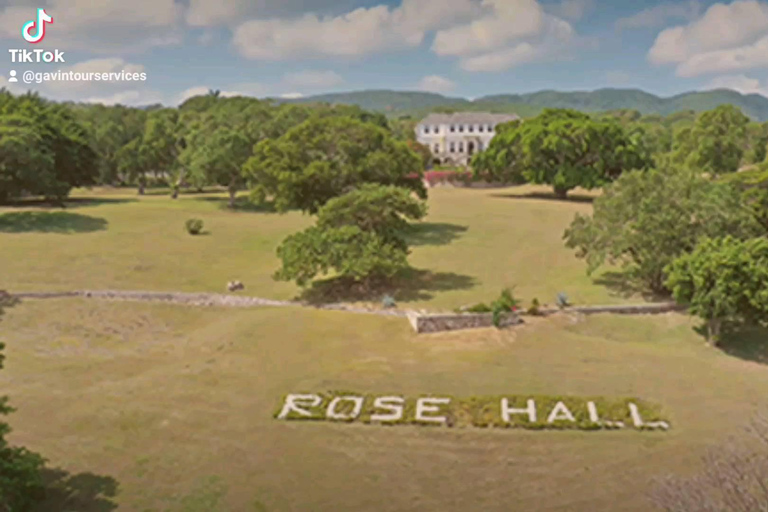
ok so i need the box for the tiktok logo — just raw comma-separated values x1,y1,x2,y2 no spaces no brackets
22,8,53,44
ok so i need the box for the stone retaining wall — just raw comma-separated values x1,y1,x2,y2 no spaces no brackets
408,312,522,333
408,302,684,333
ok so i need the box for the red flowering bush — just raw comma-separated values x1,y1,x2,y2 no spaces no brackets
423,170,472,187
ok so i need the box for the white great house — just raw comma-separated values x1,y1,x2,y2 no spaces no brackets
415,112,520,166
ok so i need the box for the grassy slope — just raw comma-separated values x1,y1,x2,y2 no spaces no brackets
0,185,620,310
1,300,767,511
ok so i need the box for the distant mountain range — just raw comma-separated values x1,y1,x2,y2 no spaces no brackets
276,88,768,121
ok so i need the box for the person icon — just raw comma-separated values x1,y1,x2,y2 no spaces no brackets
8,70,17,83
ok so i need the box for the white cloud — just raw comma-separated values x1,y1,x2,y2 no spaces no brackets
282,70,344,89
232,0,477,60
417,75,456,93
185,0,356,27
648,0,768,76
704,74,768,96
546,0,594,21
432,0,579,72
0,0,184,53
280,92,304,99
616,0,701,30
676,35,768,76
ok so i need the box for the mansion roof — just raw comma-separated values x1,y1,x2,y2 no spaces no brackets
418,112,520,126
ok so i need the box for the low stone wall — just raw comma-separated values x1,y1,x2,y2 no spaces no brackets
408,302,684,333
408,312,522,334
541,303,685,316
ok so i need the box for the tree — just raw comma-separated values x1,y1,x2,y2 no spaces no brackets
665,236,768,344
672,105,750,175
179,98,275,205
473,109,652,198
563,166,762,293
0,91,98,204
316,184,427,250
720,164,768,235
274,225,410,288
0,292,46,510
745,121,768,165
243,116,426,214
274,185,427,288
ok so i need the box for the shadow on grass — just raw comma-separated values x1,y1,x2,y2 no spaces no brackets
592,271,671,302
3,197,136,209
695,323,768,365
32,468,119,512
193,196,278,213
0,212,108,233
406,222,468,247
298,268,477,304
489,191,595,204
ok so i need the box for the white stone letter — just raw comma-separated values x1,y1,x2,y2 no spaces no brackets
326,396,364,420
501,398,537,423
547,401,576,423
415,397,451,424
371,396,404,422
587,401,600,423
628,403,669,430
277,394,321,419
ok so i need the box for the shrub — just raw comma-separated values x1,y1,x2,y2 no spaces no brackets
185,218,204,235
464,303,492,313
491,287,521,328
382,295,397,309
423,170,473,187
528,298,542,316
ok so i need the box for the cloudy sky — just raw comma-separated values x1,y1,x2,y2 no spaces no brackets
1,0,767,106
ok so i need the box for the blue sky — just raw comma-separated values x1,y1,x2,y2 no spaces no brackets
1,0,767,105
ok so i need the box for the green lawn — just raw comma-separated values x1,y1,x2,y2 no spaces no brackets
1,299,767,511
0,185,624,310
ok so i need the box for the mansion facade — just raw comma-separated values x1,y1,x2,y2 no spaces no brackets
415,112,520,166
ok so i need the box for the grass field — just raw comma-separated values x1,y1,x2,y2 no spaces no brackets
1,185,621,311
2,299,768,511
3,186,768,511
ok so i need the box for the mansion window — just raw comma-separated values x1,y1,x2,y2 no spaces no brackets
449,142,455,152
458,142,464,152
434,144,440,153
459,125,464,133
468,125,474,133
487,125,493,132
450,125,455,132
424,126,430,134
433,126,439,133
478,125,484,133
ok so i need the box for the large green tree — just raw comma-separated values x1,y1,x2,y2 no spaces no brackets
472,109,652,198
672,105,751,174
179,98,275,205
666,236,768,344
274,185,426,288
243,116,426,214
563,166,762,293
0,91,98,204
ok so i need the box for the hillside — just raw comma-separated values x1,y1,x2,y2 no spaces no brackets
276,88,768,121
